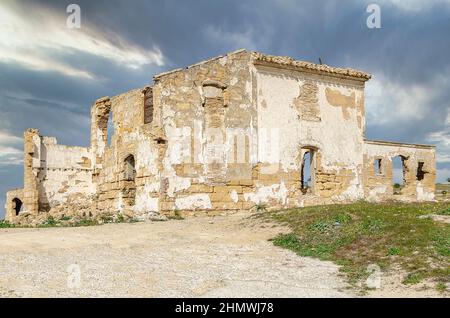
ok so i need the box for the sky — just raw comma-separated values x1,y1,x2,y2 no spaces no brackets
1,0,449,217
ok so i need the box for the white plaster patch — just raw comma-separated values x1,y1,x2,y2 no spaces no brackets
416,184,435,201
230,190,238,203
368,185,388,202
134,195,159,213
175,194,212,210
244,182,288,205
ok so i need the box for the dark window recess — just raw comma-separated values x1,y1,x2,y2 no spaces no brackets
416,162,426,181
144,87,153,124
374,158,382,175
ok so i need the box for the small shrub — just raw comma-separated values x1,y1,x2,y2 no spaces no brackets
433,234,450,257
254,204,267,212
42,216,58,227
308,219,331,233
273,233,300,250
72,218,98,227
403,272,425,285
115,214,125,223
393,183,401,189
387,247,401,256
437,207,450,216
100,214,114,223
436,282,447,292
362,218,385,233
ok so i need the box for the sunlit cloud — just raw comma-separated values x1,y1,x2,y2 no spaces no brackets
365,74,434,125
0,1,165,79
0,130,22,166
427,111,450,163
376,0,450,12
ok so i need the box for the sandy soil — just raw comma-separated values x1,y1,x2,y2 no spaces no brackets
0,213,446,298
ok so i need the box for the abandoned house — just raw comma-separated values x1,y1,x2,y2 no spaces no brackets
4,50,436,223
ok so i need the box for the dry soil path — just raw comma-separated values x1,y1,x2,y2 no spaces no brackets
0,213,352,297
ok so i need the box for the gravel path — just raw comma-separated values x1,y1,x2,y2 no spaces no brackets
0,213,352,297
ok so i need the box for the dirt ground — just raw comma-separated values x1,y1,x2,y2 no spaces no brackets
0,213,445,298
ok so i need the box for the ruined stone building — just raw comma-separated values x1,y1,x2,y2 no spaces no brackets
5,50,436,223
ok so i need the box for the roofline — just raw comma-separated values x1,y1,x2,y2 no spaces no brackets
364,139,436,150
152,49,372,82
251,51,371,81
153,49,247,81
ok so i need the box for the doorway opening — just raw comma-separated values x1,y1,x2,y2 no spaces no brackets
392,155,407,194
12,198,23,216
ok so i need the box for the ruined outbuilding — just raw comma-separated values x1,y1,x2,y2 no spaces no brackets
5,50,436,224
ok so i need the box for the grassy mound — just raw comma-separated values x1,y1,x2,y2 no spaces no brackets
267,202,449,290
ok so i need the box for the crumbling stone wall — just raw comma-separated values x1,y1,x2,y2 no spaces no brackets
93,88,163,220
4,189,23,220
363,140,436,201
153,50,256,215
5,129,95,224
4,50,437,224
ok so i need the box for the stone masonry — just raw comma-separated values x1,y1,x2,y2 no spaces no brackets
5,50,436,224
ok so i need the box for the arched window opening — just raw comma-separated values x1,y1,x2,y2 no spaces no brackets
124,155,136,181
12,198,23,216
301,148,316,194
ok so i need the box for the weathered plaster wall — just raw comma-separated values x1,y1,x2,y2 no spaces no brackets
363,140,436,201
254,64,366,207
153,50,257,215
36,137,94,211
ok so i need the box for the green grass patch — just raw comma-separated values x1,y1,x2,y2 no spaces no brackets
0,212,139,229
403,272,425,285
0,220,15,228
437,207,450,216
267,202,450,289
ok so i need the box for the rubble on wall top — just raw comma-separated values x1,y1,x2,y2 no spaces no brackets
251,51,372,81
95,96,110,103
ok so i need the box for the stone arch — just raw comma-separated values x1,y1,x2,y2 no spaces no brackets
122,154,136,207
123,154,136,181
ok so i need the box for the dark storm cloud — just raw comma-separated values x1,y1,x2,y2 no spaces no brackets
1,0,450,217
